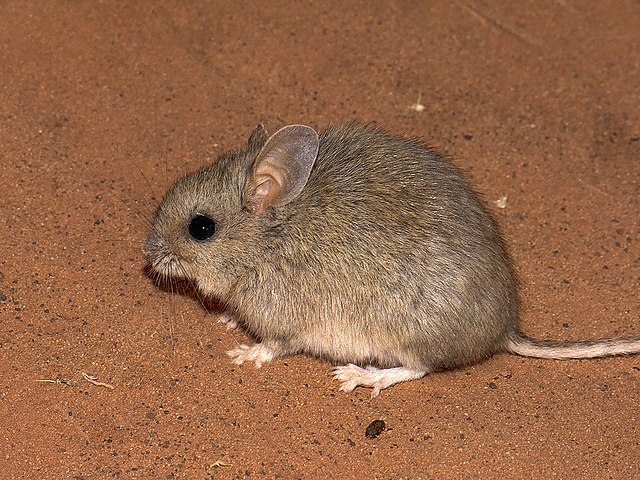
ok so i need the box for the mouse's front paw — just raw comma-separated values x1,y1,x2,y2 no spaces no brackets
226,343,276,368
217,313,239,330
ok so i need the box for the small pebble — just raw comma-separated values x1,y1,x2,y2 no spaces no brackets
365,419,386,439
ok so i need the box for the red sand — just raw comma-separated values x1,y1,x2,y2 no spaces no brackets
1,1,638,478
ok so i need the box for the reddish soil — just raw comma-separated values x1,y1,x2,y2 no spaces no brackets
1,1,638,479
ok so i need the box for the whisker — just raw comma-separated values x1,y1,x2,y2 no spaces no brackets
127,199,155,231
180,265,213,317
168,273,178,356
138,167,160,205
102,182,156,233
94,238,139,244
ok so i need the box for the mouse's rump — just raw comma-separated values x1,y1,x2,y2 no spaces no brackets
246,124,524,370
255,204,521,372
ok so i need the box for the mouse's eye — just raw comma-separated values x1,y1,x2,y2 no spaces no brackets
188,214,216,241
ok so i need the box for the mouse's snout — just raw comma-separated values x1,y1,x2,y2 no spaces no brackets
142,232,160,257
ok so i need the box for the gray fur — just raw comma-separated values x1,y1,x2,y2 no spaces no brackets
143,122,640,395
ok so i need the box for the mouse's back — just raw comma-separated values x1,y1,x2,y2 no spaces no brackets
238,123,520,370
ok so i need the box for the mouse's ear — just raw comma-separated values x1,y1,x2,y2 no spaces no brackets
247,123,269,151
245,124,319,214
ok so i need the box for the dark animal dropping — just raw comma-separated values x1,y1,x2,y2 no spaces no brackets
365,419,386,439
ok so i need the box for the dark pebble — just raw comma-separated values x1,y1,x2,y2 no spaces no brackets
365,419,386,439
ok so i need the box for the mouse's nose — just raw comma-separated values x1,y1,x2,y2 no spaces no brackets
141,233,159,256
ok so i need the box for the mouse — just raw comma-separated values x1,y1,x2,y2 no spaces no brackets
142,122,640,397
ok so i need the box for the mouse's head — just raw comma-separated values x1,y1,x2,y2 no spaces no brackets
142,124,319,298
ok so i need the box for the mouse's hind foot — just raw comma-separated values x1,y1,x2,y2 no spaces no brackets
332,364,427,398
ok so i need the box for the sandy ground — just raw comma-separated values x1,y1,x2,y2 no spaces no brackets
1,1,638,478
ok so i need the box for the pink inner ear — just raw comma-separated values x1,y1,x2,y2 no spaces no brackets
246,124,318,211
251,177,278,214
248,155,286,213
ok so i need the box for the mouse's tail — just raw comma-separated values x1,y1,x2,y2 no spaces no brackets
505,333,640,359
